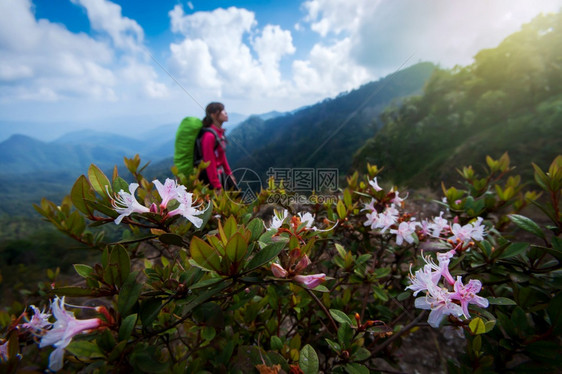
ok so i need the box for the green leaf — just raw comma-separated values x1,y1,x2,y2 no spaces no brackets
344,363,370,374
325,338,341,352
107,340,127,362
352,347,371,361
245,241,285,271
129,345,170,373
225,232,248,264
118,314,137,341
189,277,223,290
299,344,319,374
140,298,163,327
336,200,347,219
158,233,186,247
337,323,354,348
487,297,517,306
397,291,411,301
469,317,486,335
343,188,353,208
74,264,94,279
111,245,131,287
85,198,119,219
329,309,353,326
201,326,216,341
195,201,214,231
498,242,528,259
247,218,265,242
112,176,129,195
88,163,112,200
190,236,221,272
117,272,142,316
373,267,391,278
66,340,105,359
223,216,237,238
312,285,329,292
335,243,347,258
508,214,545,239
70,175,96,215
372,286,389,302
270,336,283,351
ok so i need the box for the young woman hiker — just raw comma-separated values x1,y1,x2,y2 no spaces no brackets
200,102,237,190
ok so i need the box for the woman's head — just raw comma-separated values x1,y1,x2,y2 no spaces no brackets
203,102,228,127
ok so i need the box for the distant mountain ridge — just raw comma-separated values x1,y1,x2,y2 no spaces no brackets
0,111,279,176
226,62,437,178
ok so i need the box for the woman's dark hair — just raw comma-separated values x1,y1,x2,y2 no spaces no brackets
202,102,225,127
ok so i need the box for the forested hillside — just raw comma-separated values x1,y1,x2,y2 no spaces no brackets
353,11,562,187
227,62,436,177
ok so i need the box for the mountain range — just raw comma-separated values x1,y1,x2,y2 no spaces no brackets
2,11,561,218
353,11,562,188
0,63,435,179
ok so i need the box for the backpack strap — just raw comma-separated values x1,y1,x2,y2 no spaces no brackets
200,127,226,151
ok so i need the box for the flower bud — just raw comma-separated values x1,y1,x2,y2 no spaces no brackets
271,263,288,278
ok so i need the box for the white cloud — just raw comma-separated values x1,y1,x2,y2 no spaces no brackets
71,0,144,52
292,38,370,95
168,5,297,101
252,25,296,83
303,0,562,75
303,0,380,37
0,0,168,103
168,38,222,92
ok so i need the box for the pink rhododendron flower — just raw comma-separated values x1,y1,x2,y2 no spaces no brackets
271,263,288,278
111,183,150,224
432,250,456,285
297,212,316,229
390,221,418,246
406,264,438,296
362,199,376,212
294,254,311,273
364,210,379,228
428,212,449,237
294,273,326,289
39,297,102,372
391,190,407,207
267,209,288,231
449,222,474,244
375,207,399,233
419,219,431,236
22,305,52,336
450,277,489,318
369,177,383,191
153,178,183,210
414,283,463,328
168,189,204,228
470,217,485,241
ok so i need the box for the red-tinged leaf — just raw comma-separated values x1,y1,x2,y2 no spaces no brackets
190,236,222,272
225,232,248,264
223,216,237,238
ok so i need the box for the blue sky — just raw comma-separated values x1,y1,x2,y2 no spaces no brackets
1,0,562,141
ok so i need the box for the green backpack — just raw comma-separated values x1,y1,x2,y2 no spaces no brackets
173,117,221,177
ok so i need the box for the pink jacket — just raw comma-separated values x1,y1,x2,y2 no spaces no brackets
201,124,232,189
